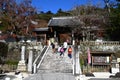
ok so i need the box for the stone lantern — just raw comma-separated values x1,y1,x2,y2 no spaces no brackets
17,40,27,71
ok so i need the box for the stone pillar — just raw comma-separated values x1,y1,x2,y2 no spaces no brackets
73,45,82,75
76,51,81,74
73,46,76,75
28,50,33,73
21,46,25,61
33,64,37,73
17,46,27,71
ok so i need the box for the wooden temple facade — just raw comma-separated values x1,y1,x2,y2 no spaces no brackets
33,16,105,45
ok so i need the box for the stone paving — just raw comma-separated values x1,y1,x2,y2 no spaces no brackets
23,47,75,80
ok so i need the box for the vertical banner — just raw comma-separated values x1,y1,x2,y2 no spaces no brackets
87,47,91,64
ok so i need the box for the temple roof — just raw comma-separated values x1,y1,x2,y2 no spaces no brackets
48,16,82,27
33,27,49,32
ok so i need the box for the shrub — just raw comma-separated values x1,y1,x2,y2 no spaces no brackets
5,60,18,65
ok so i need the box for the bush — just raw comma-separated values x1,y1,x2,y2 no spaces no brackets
5,60,18,65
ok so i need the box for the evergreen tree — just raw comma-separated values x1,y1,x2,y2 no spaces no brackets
106,0,120,40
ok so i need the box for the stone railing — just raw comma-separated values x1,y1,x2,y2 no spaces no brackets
33,46,49,73
79,41,120,52
80,41,120,46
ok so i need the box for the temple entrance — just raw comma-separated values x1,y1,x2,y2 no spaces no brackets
59,33,71,44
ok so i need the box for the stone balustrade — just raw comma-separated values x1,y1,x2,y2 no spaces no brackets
79,41,120,52
80,41,120,46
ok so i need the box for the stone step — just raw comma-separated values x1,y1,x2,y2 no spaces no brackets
38,47,73,72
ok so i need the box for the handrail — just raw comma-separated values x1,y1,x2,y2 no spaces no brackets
33,46,46,65
37,46,50,69
36,47,47,66
33,46,49,73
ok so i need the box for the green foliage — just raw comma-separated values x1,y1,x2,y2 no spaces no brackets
38,9,71,22
5,60,18,65
55,8,71,17
106,3,120,40
38,13,54,22
0,25,5,30
80,58,84,66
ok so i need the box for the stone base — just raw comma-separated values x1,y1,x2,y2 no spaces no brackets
17,60,27,71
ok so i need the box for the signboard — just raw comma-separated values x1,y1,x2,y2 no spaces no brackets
93,56,109,63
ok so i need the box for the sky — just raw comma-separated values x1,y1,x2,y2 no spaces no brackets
31,0,104,13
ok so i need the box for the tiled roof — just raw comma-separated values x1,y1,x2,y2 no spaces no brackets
33,27,49,31
48,16,82,27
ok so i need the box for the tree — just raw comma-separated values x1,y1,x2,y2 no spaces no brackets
0,0,37,41
104,0,111,13
70,5,107,41
55,8,71,16
103,0,119,13
38,10,54,22
105,0,120,40
46,10,53,14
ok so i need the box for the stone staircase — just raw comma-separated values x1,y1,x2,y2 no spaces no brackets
23,46,75,80
38,46,73,73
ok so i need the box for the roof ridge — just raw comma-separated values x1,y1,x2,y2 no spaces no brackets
52,16,75,19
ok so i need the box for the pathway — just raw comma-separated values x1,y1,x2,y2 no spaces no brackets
24,46,75,80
